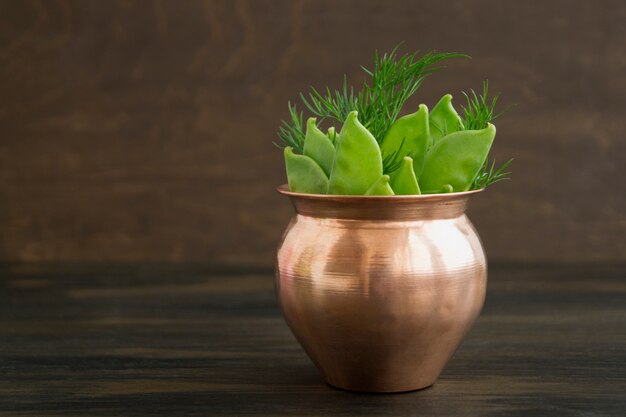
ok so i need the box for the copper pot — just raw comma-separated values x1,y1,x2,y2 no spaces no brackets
275,185,487,393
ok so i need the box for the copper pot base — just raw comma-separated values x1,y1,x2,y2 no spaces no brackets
325,381,435,394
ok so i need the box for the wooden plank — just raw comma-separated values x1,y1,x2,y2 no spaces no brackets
0,263,624,415
0,0,625,264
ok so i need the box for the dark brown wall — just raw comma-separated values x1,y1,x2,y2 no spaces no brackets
1,0,624,266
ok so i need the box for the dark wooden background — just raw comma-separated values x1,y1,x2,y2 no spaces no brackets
1,0,625,267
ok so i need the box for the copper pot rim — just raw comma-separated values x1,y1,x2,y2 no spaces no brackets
277,184,484,202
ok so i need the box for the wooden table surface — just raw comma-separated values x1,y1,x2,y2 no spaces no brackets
0,263,624,416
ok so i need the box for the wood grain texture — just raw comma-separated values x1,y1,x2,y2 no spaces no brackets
0,0,625,265
0,263,624,416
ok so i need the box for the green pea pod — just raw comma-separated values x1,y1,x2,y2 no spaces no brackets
284,146,329,194
327,127,337,146
365,175,394,195
380,104,431,177
390,156,421,195
419,123,496,193
429,94,464,143
303,117,335,177
328,111,383,195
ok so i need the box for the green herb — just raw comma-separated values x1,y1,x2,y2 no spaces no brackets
460,80,507,131
278,47,513,196
357,48,467,141
283,47,466,172
459,81,513,189
300,48,466,142
471,158,513,190
276,102,305,153
299,75,358,129
277,46,467,155
381,137,406,174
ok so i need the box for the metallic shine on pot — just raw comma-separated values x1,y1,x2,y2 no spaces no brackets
275,185,487,393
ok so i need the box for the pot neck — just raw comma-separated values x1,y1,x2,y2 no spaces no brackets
278,185,480,221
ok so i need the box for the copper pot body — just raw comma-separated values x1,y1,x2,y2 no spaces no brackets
275,185,487,393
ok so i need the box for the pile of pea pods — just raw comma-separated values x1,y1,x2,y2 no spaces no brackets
284,94,496,195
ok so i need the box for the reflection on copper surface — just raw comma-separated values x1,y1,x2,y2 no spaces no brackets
275,185,487,392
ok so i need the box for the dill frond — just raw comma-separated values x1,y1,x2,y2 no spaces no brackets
471,158,513,190
275,102,306,153
460,80,508,131
285,46,466,170
297,47,468,143
382,137,407,174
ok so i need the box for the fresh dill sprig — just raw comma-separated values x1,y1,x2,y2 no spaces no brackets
381,137,407,175
461,82,513,189
299,75,359,126
299,48,467,144
363,49,468,143
292,47,467,172
275,102,306,153
460,80,507,130
429,119,453,138
471,158,513,190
